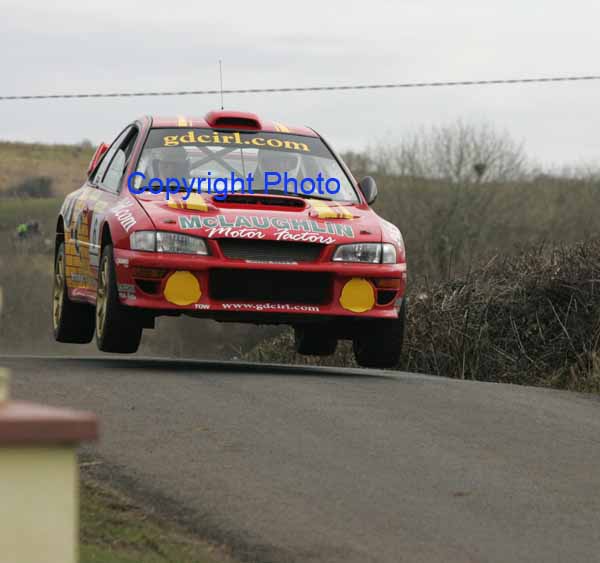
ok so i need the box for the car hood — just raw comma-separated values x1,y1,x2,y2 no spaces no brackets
134,192,382,244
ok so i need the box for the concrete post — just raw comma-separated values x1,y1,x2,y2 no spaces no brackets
0,369,98,563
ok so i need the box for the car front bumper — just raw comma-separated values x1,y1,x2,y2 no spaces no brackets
113,248,407,320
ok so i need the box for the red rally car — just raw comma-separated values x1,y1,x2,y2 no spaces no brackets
52,111,407,368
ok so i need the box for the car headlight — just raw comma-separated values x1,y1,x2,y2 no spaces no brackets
130,231,156,251
157,232,208,255
332,243,397,264
381,243,397,263
130,231,208,255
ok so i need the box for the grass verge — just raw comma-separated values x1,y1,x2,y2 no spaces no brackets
80,478,233,563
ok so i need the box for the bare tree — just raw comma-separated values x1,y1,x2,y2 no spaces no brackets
367,121,530,280
371,120,529,183
339,150,375,180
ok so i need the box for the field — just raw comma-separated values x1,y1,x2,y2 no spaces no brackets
0,141,93,197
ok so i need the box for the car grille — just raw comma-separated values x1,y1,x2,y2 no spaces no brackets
209,269,332,304
218,239,323,263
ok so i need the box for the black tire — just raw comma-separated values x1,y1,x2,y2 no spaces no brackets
353,300,406,369
294,325,338,356
95,244,142,353
52,242,95,343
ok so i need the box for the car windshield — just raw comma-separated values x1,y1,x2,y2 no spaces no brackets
135,128,359,202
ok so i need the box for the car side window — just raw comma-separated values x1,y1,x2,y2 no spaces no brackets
102,149,127,192
99,127,139,193
91,126,133,186
122,129,139,163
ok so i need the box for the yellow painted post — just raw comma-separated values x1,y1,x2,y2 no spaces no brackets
0,369,98,563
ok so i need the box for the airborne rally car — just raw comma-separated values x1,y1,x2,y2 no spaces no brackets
52,111,407,367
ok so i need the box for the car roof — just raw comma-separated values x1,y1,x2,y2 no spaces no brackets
146,110,319,138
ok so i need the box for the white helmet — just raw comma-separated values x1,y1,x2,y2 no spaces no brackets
257,149,301,177
153,147,190,177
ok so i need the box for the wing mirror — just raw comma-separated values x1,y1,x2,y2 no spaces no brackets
358,176,378,204
87,142,110,177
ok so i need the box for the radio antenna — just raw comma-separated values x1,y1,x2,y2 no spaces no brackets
219,59,224,110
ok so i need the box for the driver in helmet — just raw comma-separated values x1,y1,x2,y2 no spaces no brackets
254,149,301,192
153,147,191,180
257,149,300,176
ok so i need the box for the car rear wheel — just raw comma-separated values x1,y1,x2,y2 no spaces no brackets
95,244,142,353
353,300,406,369
294,325,338,356
52,242,95,343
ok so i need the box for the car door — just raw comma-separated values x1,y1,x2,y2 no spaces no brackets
69,126,138,296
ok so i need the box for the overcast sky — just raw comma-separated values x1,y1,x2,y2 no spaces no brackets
2,0,599,167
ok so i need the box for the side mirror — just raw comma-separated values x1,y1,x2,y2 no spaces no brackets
87,142,110,177
358,176,378,204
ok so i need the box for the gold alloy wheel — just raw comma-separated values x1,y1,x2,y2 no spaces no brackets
52,251,65,330
96,256,109,339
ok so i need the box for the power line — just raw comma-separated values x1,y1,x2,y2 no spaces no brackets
2,74,600,101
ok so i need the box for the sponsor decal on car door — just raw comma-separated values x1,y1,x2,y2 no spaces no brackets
65,187,111,290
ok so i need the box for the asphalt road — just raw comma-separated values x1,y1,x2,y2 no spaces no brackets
3,356,600,563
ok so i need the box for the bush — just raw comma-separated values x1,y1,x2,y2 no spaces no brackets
402,241,600,392
8,176,54,198
245,240,600,393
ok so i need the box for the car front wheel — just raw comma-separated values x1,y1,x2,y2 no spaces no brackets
353,300,406,369
95,244,142,353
